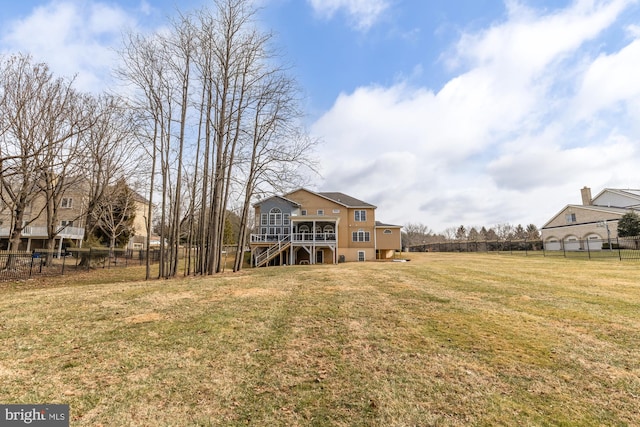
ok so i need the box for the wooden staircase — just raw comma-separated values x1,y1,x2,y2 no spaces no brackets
254,236,291,267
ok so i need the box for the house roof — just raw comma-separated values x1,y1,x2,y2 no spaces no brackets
283,188,377,209
252,195,301,207
592,188,640,206
375,221,402,228
541,204,631,229
316,191,376,209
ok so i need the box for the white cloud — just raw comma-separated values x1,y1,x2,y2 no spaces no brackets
573,38,640,118
1,1,135,92
307,0,390,30
312,0,640,232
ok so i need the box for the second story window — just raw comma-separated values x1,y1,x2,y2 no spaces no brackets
354,210,366,222
61,197,73,209
317,209,324,216
60,220,74,227
269,208,282,226
565,213,576,224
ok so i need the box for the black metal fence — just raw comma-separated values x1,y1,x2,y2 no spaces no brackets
541,236,640,261
415,236,640,261
416,239,544,254
0,248,161,281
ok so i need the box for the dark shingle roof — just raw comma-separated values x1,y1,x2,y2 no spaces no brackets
317,192,376,208
252,195,301,207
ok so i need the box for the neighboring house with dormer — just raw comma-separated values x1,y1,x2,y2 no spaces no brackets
250,188,402,266
541,187,640,250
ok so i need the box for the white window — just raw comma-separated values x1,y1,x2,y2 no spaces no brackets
283,213,290,225
301,210,307,216
323,225,334,233
333,209,340,214
269,208,282,226
358,251,365,262
60,220,74,227
61,197,73,209
354,210,366,222
261,213,268,225
565,213,576,224
317,209,324,216
352,230,370,242
383,229,392,234
299,225,310,233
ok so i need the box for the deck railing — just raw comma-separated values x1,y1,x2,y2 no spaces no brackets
250,233,336,244
0,226,85,239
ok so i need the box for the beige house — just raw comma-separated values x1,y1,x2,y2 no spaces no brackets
250,188,402,266
0,187,86,253
0,184,152,254
541,187,640,250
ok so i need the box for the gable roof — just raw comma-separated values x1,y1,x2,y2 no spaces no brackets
592,188,640,207
541,204,631,229
252,195,301,208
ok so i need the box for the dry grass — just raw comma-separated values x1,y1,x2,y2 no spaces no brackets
1,253,639,426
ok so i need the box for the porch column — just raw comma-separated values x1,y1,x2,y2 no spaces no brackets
312,220,317,264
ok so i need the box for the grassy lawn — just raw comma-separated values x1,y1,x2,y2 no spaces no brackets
1,253,639,426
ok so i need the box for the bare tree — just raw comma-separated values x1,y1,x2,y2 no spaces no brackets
443,227,457,241
0,55,73,263
116,0,317,277
35,89,96,262
92,180,136,255
402,222,433,249
81,95,140,238
494,223,514,241
117,32,169,279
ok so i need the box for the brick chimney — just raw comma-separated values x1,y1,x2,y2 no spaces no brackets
581,186,592,206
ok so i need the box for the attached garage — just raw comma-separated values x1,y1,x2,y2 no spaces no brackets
563,236,581,251
586,234,603,251
545,238,561,251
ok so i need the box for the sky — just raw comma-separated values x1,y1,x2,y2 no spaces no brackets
2,0,640,233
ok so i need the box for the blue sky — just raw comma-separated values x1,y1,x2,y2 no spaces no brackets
2,0,640,233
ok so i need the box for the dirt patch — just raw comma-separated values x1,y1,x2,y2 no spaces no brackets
123,312,162,324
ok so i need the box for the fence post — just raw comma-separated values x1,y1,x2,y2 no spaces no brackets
586,238,591,259
617,237,622,261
